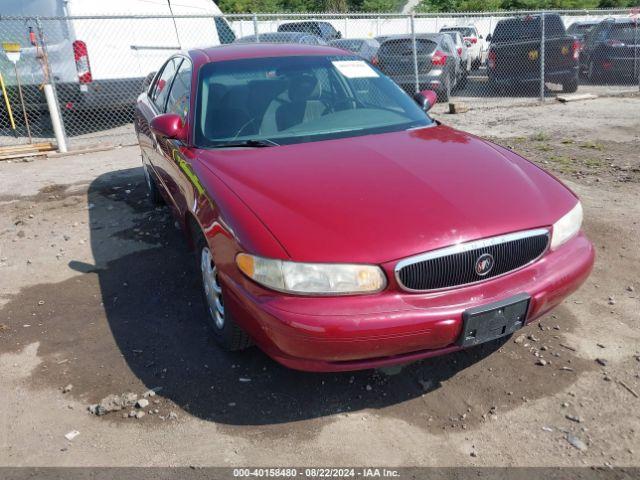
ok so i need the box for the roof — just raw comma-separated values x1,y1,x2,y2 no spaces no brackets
190,43,347,64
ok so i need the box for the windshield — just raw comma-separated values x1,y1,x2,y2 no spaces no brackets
195,55,431,147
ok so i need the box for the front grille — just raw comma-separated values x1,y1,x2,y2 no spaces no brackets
395,229,550,291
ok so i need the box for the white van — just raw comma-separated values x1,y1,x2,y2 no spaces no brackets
1,0,235,112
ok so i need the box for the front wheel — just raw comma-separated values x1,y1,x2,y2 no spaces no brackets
143,162,163,205
197,235,252,351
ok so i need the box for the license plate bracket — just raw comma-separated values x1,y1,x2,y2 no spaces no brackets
458,293,530,347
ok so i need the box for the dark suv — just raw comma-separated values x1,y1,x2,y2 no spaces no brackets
487,14,579,93
580,18,640,82
277,21,342,41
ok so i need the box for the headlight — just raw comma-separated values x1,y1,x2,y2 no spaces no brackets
236,254,386,295
550,201,583,250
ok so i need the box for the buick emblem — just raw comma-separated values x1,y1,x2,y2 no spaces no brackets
475,253,494,276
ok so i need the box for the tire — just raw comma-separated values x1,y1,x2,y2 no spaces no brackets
587,61,599,83
143,162,164,205
459,69,468,89
196,234,252,351
562,77,578,93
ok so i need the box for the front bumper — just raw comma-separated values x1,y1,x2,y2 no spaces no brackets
223,232,594,372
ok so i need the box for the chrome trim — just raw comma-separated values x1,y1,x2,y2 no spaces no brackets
394,228,550,293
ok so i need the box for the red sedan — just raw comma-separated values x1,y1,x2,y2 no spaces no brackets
134,44,594,372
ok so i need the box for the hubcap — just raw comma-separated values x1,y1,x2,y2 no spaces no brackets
143,164,152,192
200,247,224,329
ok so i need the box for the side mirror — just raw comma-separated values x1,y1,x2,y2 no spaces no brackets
413,90,438,112
150,113,187,142
486,33,492,42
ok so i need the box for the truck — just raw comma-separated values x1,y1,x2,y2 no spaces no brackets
486,13,580,93
0,0,235,119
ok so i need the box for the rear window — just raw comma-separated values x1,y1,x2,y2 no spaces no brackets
379,39,436,56
493,15,566,42
610,23,639,44
442,27,475,37
279,23,315,34
568,23,596,34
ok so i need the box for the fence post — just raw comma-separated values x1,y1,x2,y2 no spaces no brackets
253,13,259,42
37,18,67,153
540,12,545,103
410,12,419,94
344,17,348,38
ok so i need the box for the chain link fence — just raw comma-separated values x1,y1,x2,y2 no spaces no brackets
1,9,638,151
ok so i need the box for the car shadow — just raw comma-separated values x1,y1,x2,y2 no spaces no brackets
81,166,511,426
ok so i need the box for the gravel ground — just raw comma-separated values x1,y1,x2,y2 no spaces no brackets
0,96,639,467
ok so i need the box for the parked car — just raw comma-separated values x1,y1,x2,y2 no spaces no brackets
486,14,580,93
376,33,462,100
579,18,640,82
0,0,235,114
329,38,380,63
566,20,599,49
134,43,594,372
439,30,471,86
440,25,485,69
236,32,327,45
277,21,341,41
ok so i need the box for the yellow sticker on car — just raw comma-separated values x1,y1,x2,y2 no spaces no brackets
561,45,570,55
528,50,539,61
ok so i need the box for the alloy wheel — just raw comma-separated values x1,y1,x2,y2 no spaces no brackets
200,246,225,329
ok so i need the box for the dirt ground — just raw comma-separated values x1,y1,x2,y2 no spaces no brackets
0,96,639,467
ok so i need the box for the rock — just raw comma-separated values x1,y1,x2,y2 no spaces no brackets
528,334,540,342
134,411,145,419
136,399,149,409
561,402,569,408
566,414,582,423
596,358,608,367
608,296,616,305
470,450,477,457
89,392,138,416
62,384,73,394
627,285,635,292
536,359,548,366
88,404,106,416
128,411,136,418
64,430,80,441
238,377,251,383
142,389,158,398
365,384,373,391
168,411,178,420
514,334,526,345
542,426,554,432
596,343,606,349
566,434,587,451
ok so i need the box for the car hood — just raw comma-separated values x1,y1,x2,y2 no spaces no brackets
198,125,577,263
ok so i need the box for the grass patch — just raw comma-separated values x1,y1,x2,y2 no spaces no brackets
537,144,553,152
531,132,551,142
580,141,604,151
548,155,577,174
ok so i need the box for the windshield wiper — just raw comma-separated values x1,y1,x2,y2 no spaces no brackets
209,139,280,148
